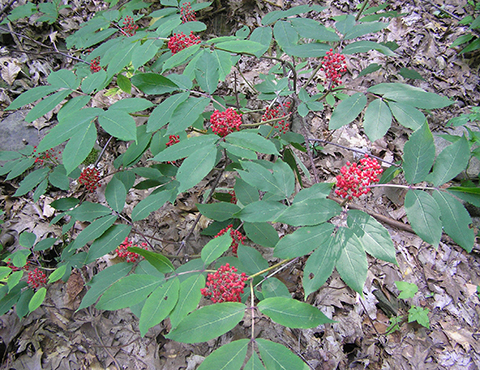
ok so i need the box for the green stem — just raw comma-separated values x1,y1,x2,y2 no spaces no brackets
247,258,293,280
355,0,370,22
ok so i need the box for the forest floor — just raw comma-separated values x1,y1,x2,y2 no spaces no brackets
0,0,480,369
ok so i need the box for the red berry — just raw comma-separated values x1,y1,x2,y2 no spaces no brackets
201,263,248,303
79,167,100,193
180,2,196,23
168,32,201,54
115,237,147,263
321,49,347,88
210,108,242,137
27,268,47,289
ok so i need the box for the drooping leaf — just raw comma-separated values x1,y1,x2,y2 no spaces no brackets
405,190,442,247
403,122,435,184
335,229,368,296
426,135,470,186
387,101,426,130
257,297,334,328
7,85,58,111
363,98,392,141
86,224,131,263
28,287,46,312
432,190,474,252
25,89,72,123
14,167,50,197
139,278,180,336
166,302,245,343
176,145,218,193
195,51,219,94
329,93,367,130
347,210,397,264
63,121,97,174
169,274,205,328
105,176,127,212
69,215,117,250
130,247,175,273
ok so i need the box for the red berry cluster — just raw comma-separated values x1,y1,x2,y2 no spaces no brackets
200,263,248,303
115,237,147,263
121,16,138,36
335,154,383,200
168,32,201,54
210,108,242,137
214,224,246,256
180,2,196,23
90,57,102,73
33,146,61,165
78,167,100,192
166,135,180,147
261,101,291,134
27,268,47,289
320,49,347,88
229,190,237,204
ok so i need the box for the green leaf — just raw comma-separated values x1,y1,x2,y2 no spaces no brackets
28,287,46,312
98,109,137,141
166,302,245,343
133,39,162,70
342,40,396,56
0,283,24,316
347,210,397,264
212,49,234,80
363,99,392,141
117,74,132,94
69,215,117,250
32,178,48,202
131,188,176,221
289,18,339,41
272,160,295,199
344,21,388,39
68,202,111,222
238,161,280,194
408,306,430,328
258,297,334,329
395,281,418,299
162,44,201,73
398,67,425,80
275,198,341,226
15,289,34,318
256,339,309,370
86,224,131,263
50,197,79,211
63,121,97,175
262,278,290,299
128,247,175,274
131,73,179,95
234,178,259,205
403,122,435,184
167,97,210,135
195,52,219,94
335,14,355,35
244,351,265,370
176,145,218,193
14,167,50,197
105,40,139,79
426,135,470,186
273,21,299,49
48,265,67,284
236,201,287,223
151,134,218,162
335,229,368,296
432,190,474,252
405,190,442,247
222,142,257,160
197,202,241,222
33,238,57,252
293,182,333,203
147,92,190,133
48,165,70,190
7,85,58,110
302,231,341,297
249,27,272,57
81,69,107,94
215,40,266,54
169,274,205,328
274,223,334,258
197,339,249,370
25,89,72,123
78,262,132,310
110,98,153,113
96,274,161,310
201,233,233,265
237,245,269,275
19,231,36,248
139,278,180,336
329,93,367,130
243,222,279,248
47,69,79,89
387,101,426,130
5,158,35,180
105,176,127,212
